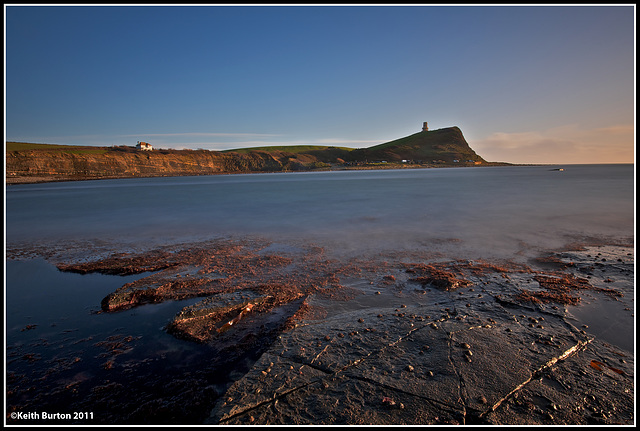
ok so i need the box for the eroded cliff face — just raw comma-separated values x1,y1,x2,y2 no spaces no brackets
6,149,286,184
6,127,497,184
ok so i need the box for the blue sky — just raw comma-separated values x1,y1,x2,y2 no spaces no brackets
5,4,635,163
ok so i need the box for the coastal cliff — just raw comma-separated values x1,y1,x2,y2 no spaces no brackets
6,126,497,184
6,147,283,184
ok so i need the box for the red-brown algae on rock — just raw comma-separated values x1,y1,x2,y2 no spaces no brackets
15,239,632,426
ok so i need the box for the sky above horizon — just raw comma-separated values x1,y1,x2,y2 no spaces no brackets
5,5,636,164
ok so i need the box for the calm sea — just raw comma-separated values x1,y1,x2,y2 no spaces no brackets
4,164,635,423
5,164,635,259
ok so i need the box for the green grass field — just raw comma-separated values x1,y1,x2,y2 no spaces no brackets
6,142,109,155
223,145,355,154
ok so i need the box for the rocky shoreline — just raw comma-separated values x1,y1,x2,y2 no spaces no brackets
5,237,635,425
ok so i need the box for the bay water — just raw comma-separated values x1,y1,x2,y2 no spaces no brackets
6,164,635,259
4,164,635,423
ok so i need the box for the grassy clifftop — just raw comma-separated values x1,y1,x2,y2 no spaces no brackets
222,126,486,166
348,127,485,163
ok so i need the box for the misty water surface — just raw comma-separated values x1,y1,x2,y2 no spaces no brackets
6,165,634,260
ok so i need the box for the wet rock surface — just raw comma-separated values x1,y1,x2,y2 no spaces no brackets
206,302,632,425
5,238,635,425
202,242,634,425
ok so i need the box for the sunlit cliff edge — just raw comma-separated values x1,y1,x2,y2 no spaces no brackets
6,126,509,184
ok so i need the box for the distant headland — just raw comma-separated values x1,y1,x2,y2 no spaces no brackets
6,124,511,184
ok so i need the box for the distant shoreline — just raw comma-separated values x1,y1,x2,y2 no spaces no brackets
5,162,532,185
4,127,509,185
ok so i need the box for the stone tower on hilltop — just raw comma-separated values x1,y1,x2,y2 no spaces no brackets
422,122,429,132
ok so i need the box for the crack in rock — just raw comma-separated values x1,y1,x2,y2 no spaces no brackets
209,292,602,425
479,338,593,419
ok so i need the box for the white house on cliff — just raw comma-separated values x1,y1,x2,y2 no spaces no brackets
136,141,153,151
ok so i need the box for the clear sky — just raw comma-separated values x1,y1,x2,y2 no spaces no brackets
4,4,636,164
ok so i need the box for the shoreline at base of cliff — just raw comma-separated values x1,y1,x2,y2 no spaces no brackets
5,161,527,185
